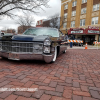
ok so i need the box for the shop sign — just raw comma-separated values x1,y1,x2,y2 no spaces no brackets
71,30,83,34
88,26,99,30
88,30,99,34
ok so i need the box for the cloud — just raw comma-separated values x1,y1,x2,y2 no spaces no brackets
36,0,61,17
0,0,61,31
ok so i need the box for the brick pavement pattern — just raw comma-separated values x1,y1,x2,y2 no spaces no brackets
0,49,100,100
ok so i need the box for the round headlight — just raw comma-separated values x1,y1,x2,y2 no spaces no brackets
44,39,51,46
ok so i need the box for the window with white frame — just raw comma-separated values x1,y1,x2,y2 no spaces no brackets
93,4,99,11
82,0,87,4
72,11,76,16
63,23,67,28
64,4,68,10
81,8,86,14
80,19,85,26
91,17,98,25
71,21,75,27
64,13,67,18
72,1,77,7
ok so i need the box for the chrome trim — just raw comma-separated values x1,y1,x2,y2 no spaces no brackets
0,52,54,63
1,41,43,53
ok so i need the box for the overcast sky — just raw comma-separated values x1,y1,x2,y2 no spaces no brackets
0,0,61,31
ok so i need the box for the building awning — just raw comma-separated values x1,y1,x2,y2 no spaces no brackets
68,28,85,35
68,26,100,35
85,26,99,34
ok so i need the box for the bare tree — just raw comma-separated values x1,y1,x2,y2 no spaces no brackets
16,13,35,34
60,16,66,29
44,14,66,29
48,13,60,29
0,0,49,17
16,14,35,26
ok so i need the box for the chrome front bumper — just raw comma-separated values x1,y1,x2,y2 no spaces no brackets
0,51,54,63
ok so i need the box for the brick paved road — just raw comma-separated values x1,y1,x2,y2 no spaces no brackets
0,49,100,100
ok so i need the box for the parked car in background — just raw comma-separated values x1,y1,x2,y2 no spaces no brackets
0,33,14,36
0,32,5,37
0,27,67,63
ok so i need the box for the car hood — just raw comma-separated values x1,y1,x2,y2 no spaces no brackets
1,34,59,42
12,34,49,42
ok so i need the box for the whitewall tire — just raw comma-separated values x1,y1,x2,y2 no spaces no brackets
52,47,57,63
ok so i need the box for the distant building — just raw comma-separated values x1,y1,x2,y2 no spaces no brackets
7,29,15,33
36,18,60,28
18,25,33,34
1,29,16,34
1,30,6,33
43,20,51,27
36,20,43,27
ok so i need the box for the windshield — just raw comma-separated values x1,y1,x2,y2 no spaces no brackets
23,28,59,37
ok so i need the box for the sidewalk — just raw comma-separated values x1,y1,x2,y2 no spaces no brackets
67,45,100,49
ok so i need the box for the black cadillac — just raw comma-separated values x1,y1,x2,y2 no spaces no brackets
0,27,67,63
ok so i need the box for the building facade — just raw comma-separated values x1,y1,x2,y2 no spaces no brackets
36,19,50,27
36,18,60,29
7,29,15,34
1,29,15,34
18,25,32,34
60,0,100,44
36,20,43,27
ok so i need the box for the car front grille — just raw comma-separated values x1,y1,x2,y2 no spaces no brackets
1,41,43,53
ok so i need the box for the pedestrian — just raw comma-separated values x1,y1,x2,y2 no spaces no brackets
64,34,68,41
64,34,68,46
70,35,74,48
70,34,74,40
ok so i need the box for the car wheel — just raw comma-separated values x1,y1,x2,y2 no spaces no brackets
51,47,57,63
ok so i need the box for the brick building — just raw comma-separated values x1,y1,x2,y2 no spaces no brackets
60,0,100,44
36,19,50,27
1,29,15,34
36,19,60,28
18,25,32,34
36,20,43,27
42,20,51,27
7,29,15,33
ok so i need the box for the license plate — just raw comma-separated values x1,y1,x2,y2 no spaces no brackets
8,53,19,60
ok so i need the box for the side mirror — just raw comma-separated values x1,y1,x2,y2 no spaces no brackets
1,33,4,36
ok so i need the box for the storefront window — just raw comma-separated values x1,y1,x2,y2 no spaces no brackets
63,23,67,28
93,4,99,11
72,11,76,16
81,8,86,14
71,21,75,27
80,19,85,26
91,17,98,25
